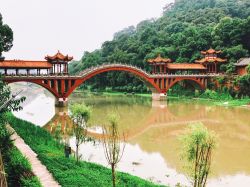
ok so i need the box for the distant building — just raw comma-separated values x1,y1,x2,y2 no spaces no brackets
147,54,206,74
195,48,227,73
235,58,250,75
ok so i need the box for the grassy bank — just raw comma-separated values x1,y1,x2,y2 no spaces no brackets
6,113,166,187
0,122,41,187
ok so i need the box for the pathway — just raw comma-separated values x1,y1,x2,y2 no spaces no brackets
7,125,61,187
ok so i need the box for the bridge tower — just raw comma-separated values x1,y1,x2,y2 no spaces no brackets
45,51,73,75
195,48,227,73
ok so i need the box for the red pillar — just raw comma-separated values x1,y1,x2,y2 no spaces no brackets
61,80,65,94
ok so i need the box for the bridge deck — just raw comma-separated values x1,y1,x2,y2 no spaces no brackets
3,73,221,79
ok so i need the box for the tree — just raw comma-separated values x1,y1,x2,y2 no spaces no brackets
0,78,25,114
70,103,91,163
247,64,250,74
102,113,126,187
0,13,14,58
180,123,217,187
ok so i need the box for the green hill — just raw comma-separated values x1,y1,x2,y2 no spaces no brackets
69,0,250,93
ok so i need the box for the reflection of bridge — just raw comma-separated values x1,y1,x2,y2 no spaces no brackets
43,100,218,141
1,50,226,106
3,63,217,106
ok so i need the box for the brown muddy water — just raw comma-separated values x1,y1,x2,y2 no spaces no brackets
11,83,250,187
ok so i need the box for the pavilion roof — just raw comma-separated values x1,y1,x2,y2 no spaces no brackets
235,58,250,67
195,57,227,64
201,48,222,55
147,54,171,64
0,60,52,68
166,63,206,70
45,51,73,62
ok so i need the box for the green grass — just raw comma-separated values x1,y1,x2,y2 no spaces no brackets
213,99,250,107
0,122,41,187
6,113,166,187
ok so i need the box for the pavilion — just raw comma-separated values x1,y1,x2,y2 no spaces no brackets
147,54,206,74
0,51,73,75
195,48,227,73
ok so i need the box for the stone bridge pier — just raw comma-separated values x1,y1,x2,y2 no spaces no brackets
55,98,68,107
151,92,167,101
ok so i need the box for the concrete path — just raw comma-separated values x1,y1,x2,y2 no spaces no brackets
7,125,61,187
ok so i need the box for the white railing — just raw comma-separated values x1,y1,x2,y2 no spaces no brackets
78,63,150,77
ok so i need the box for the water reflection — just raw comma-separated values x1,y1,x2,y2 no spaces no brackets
11,84,250,186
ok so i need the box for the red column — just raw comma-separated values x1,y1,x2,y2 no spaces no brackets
54,80,58,92
61,80,65,94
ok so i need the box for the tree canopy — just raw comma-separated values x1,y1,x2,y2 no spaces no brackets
0,13,13,58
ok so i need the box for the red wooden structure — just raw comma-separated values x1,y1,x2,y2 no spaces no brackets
0,50,224,106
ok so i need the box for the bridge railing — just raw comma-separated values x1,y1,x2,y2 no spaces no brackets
2,63,222,79
78,63,151,77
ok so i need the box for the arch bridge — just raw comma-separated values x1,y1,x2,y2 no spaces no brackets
3,63,218,106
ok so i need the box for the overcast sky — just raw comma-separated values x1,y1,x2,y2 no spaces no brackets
0,0,173,60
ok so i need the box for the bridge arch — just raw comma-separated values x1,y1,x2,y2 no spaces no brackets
65,64,162,98
166,77,206,92
5,79,60,98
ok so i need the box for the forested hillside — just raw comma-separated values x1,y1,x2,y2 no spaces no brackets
69,0,250,93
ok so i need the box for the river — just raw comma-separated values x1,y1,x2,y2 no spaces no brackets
11,83,250,187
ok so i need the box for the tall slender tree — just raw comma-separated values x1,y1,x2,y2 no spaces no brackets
71,103,91,163
102,113,126,187
180,123,217,187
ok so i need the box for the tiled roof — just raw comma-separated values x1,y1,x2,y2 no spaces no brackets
235,58,250,66
0,60,52,68
201,48,222,55
147,54,171,63
166,63,206,70
195,57,227,64
45,51,73,62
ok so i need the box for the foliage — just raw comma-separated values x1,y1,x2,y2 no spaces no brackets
0,78,26,113
70,103,92,163
247,64,250,74
180,123,217,187
200,89,233,100
235,74,250,97
0,13,13,58
69,0,250,93
0,125,41,187
0,76,38,186
6,114,164,187
102,113,126,187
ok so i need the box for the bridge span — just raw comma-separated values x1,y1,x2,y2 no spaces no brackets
3,63,219,106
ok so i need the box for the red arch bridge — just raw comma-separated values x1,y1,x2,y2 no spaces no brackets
3,63,219,106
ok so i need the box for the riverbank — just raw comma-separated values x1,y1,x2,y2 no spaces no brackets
6,113,166,187
74,90,250,107
0,122,41,187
